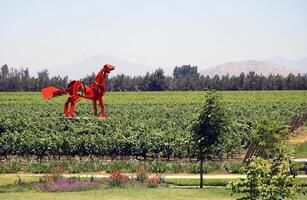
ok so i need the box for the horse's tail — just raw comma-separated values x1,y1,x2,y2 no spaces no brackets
41,86,67,99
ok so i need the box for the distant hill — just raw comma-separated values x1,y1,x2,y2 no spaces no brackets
49,54,155,80
266,57,307,73
200,60,301,77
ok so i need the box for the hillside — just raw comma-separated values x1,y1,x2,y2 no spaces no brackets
200,60,300,77
266,57,307,73
49,54,154,79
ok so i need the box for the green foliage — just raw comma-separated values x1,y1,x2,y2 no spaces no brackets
250,116,289,158
228,115,301,199
4,64,307,92
0,91,306,161
190,90,233,188
227,156,297,200
226,163,244,174
165,178,239,186
291,141,307,158
0,160,22,173
190,91,231,160
0,159,228,174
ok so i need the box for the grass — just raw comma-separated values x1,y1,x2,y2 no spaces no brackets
0,175,39,186
287,125,307,158
0,187,306,200
0,175,306,199
166,178,307,187
0,159,227,174
165,178,239,186
0,188,234,200
292,141,307,158
1,175,307,187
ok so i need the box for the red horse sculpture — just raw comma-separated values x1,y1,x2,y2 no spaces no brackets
41,64,115,118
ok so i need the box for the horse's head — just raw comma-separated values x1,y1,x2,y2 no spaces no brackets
102,64,115,74
95,64,115,84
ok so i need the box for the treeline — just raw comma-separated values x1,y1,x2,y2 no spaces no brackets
102,65,307,91
1,64,307,91
0,64,68,91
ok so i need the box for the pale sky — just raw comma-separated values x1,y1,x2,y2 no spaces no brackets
0,0,307,72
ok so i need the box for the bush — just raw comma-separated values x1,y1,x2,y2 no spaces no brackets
136,166,147,183
227,157,297,200
226,163,243,174
25,162,56,173
33,178,100,192
106,160,139,173
108,171,128,187
0,159,235,174
146,161,170,173
0,160,22,173
187,161,223,174
168,162,187,173
145,174,164,188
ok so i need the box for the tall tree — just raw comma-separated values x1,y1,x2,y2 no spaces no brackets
190,91,230,188
148,68,168,91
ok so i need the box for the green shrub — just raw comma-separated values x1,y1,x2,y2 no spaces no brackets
25,162,56,173
226,163,243,174
146,161,170,173
136,166,147,183
187,161,223,174
0,160,22,173
106,161,127,173
168,163,187,173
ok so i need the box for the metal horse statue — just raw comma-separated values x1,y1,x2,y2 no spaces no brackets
41,64,115,118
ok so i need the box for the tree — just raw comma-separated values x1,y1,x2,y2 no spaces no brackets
228,117,298,200
228,155,296,200
147,68,167,91
190,91,230,188
37,69,50,89
243,116,288,163
173,65,199,78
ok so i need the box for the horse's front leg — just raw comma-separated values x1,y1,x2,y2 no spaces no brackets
92,99,99,117
98,97,107,118
69,96,80,118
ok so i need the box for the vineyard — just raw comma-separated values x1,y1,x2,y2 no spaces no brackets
0,91,306,161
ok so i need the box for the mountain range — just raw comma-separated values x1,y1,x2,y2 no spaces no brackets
200,60,302,77
49,55,156,79
265,57,307,73
48,55,306,79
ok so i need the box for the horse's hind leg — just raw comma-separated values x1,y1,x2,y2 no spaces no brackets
92,100,99,117
64,98,71,118
69,101,75,118
98,98,107,118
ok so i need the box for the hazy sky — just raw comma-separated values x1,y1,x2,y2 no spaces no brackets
1,0,307,72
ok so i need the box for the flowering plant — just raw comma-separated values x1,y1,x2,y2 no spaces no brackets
136,166,147,183
145,173,164,188
108,171,128,187
33,178,100,192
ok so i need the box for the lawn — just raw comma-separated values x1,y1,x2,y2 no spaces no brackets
0,175,306,200
0,187,306,200
0,188,233,200
165,178,240,186
288,126,307,158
